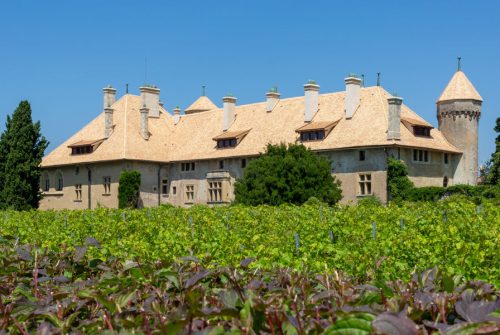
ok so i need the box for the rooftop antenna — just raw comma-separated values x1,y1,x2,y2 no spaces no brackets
126,83,129,94
376,72,381,86
457,56,462,71
361,74,365,87
202,85,206,96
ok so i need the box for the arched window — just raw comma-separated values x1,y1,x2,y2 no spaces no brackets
41,172,50,192
443,176,448,188
55,171,64,191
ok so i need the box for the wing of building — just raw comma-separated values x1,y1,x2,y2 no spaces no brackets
40,70,482,209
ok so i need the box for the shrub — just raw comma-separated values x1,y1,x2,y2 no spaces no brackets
118,170,141,209
387,157,414,202
234,143,342,205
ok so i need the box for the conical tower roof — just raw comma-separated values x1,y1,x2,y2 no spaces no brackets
185,96,218,114
437,70,482,103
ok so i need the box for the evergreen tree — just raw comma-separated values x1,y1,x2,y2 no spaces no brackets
0,101,48,210
387,157,414,202
234,143,342,205
485,117,500,185
118,170,141,208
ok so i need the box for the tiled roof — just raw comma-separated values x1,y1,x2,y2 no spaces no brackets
185,96,218,114
42,86,461,167
212,129,251,141
437,71,483,102
401,116,433,128
295,120,340,132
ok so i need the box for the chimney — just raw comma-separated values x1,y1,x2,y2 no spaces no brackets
104,106,113,138
103,85,116,109
266,87,280,112
345,75,362,119
103,86,116,138
222,95,237,131
304,80,320,122
173,106,181,125
139,85,160,118
140,104,149,140
387,95,403,140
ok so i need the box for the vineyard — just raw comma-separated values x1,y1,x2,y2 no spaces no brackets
0,197,499,333
0,197,499,285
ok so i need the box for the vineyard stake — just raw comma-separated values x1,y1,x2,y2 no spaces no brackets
147,208,151,224
329,230,335,243
400,218,404,230
122,212,126,223
189,216,193,227
294,233,300,253
319,205,323,221
372,222,376,240
443,209,447,223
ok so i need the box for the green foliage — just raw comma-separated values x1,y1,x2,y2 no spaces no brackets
0,237,498,333
0,101,48,210
234,143,342,205
485,117,500,185
408,184,500,204
387,157,414,202
118,170,141,208
0,199,498,286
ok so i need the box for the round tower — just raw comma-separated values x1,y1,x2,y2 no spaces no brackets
437,62,482,185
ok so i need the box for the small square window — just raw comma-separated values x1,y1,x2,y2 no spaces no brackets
241,158,247,168
444,153,449,164
161,178,169,195
219,160,224,169
173,186,177,195
359,150,365,161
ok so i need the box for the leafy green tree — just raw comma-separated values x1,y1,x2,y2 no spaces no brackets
234,143,342,205
118,170,141,208
0,101,48,210
485,117,500,185
387,157,414,202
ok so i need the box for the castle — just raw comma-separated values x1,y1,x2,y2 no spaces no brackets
39,67,482,209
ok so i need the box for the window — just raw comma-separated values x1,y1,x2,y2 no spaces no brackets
75,184,82,201
444,153,449,164
413,126,431,137
55,171,63,191
42,173,50,192
358,174,372,196
219,160,224,170
217,138,237,148
241,158,247,168
103,176,111,194
161,178,169,195
443,176,449,187
413,149,430,163
181,162,196,172
208,181,223,203
75,166,79,175
185,185,194,203
359,150,366,161
71,145,93,155
300,130,325,142
173,186,177,195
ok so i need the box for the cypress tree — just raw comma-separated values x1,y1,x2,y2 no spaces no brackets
0,101,48,210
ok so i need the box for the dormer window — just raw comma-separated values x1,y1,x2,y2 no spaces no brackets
296,119,340,142
213,129,251,149
401,117,433,137
68,139,104,155
413,126,431,137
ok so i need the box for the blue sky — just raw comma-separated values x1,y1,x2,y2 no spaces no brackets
0,1,498,164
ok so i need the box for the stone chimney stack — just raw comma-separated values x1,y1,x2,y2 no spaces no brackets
140,85,160,118
345,75,362,119
103,85,116,139
266,87,280,112
140,104,149,140
387,95,403,140
222,95,237,131
173,106,181,125
103,85,116,109
104,106,113,138
304,80,320,122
